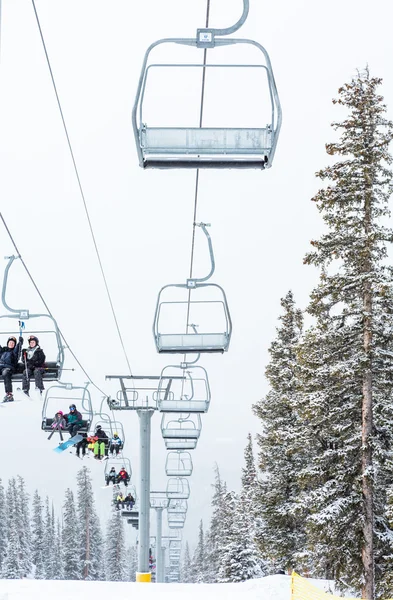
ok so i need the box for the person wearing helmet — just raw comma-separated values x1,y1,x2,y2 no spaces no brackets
51,410,66,431
66,404,83,437
21,335,46,397
117,467,130,487
105,466,118,486
109,432,123,457
0,335,23,402
93,425,109,460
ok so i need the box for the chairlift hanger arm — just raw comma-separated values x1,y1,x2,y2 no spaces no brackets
206,0,249,37
2,255,28,314
187,223,215,285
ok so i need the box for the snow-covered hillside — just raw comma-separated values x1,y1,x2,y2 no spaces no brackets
0,574,291,600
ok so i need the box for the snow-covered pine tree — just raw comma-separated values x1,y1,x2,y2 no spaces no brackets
43,496,56,579
62,488,80,580
191,520,206,583
253,291,305,571
1,478,22,578
302,69,393,598
181,542,192,583
16,476,32,577
76,466,103,580
224,434,266,582
105,510,127,581
216,490,239,583
204,465,227,583
53,517,64,580
31,490,46,579
126,545,138,582
0,479,6,572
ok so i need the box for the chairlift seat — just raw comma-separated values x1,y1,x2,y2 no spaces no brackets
141,126,271,170
164,438,198,450
41,417,90,433
157,332,228,354
12,361,60,382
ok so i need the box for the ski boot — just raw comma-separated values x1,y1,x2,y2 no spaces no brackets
23,390,30,397
3,392,14,403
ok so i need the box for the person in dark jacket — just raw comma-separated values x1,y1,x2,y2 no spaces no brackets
93,424,109,460
125,492,135,510
76,432,89,458
0,335,23,402
65,404,83,437
21,335,46,397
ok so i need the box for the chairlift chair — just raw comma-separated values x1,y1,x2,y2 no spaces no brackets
153,223,232,354
157,364,211,413
0,256,64,383
133,10,281,170
167,499,188,515
161,414,202,440
104,456,132,486
164,437,198,451
41,383,93,433
165,451,193,476
166,477,190,500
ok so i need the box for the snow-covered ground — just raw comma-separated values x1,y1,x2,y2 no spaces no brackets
0,574,290,600
0,574,340,600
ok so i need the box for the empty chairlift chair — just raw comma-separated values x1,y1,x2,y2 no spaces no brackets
41,383,93,434
132,0,281,169
165,451,193,476
153,223,232,354
166,477,190,500
157,364,211,413
161,414,202,449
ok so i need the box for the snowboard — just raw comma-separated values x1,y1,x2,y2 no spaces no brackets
53,434,83,453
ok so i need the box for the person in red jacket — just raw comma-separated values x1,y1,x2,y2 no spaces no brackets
117,467,130,487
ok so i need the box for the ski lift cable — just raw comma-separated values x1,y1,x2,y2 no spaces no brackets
30,0,133,379
184,0,211,350
0,212,108,399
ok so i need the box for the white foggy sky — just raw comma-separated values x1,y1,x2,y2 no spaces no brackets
0,0,392,547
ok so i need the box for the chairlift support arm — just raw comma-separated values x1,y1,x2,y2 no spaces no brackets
187,223,215,286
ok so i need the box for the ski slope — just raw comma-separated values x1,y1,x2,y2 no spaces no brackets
0,574,289,600
0,574,340,600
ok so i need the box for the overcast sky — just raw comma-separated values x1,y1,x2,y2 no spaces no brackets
0,0,393,550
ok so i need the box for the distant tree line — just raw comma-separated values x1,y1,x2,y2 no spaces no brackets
184,69,393,599
0,467,137,581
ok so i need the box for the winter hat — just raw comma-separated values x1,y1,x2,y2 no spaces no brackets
7,336,16,345
28,335,39,345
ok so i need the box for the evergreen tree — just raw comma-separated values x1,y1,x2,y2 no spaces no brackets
225,434,266,582
1,478,22,578
0,479,7,572
62,488,80,580
16,476,32,577
181,542,192,583
191,520,206,583
105,510,127,581
76,466,103,580
53,517,64,580
31,490,45,579
126,545,138,582
204,465,227,583
301,69,393,598
253,291,305,571
43,496,56,579
216,490,238,583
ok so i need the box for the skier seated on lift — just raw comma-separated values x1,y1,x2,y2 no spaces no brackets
105,467,118,486
66,404,83,437
21,336,46,397
117,467,130,487
76,432,89,459
51,410,66,431
115,492,126,510
124,492,135,510
109,432,123,457
94,425,109,460
0,335,23,403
